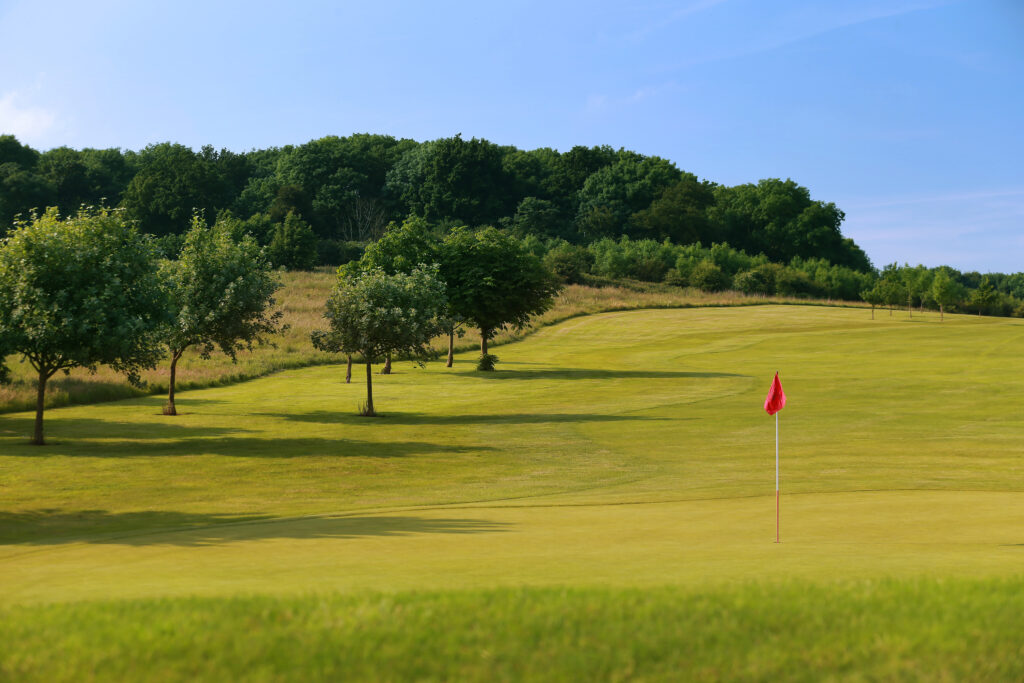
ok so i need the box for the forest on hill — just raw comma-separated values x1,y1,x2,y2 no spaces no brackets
2,132,1022,316
0,132,867,266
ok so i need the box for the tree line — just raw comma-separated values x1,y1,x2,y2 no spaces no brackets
0,208,558,443
1,132,870,270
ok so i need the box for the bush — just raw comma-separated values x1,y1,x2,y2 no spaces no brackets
689,260,730,292
544,243,594,284
734,265,777,295
477,353,499,371
153,233,185,259
775,267,824,298
316,239,364,267
268,211,317,270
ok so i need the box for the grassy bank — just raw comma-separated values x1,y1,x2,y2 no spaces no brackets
0,270,864,413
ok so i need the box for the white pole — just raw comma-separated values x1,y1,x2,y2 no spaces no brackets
775,411,779,543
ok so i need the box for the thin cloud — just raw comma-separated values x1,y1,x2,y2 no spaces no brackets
669,0,960,71
625,0,731,41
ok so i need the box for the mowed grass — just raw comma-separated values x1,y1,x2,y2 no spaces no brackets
1,305,1023,679
0,269,863,413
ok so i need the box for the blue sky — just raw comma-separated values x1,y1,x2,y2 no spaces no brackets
1,0,1021,272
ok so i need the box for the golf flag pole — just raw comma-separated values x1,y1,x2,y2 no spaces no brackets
763,372,786,543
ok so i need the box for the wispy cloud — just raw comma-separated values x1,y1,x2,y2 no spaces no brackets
0,91,58,146
667,0,959,70
625,0,731,41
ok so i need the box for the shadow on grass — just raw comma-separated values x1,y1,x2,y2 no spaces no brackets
0,509,510,546
455,367,746,381
264,411,672,426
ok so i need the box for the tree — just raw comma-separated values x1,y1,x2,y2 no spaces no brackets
311,267,446,416
931,268,963,321
268,210,317,270
575,154,682,238
969,276,997,316
120,143,226,235
160,215,285,415
0,207,166,444
861,281,885,319
630,174,716,243
440,227,560,369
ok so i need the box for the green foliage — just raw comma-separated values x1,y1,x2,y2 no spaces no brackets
733,264,779,295
162,215,284,363
543,242,595,284
630,173,716,243
358,216,439,275
688,260,730,291
267,211,317,270
441,227,560,363
0,207,166,442
575,154,682,238
316,239,364,267
312,267,447,364
476,353,499,371
120,143,231,235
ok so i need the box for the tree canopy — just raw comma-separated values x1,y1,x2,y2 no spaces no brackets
0,207,166,444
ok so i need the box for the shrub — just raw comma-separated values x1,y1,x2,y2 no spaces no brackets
689,260,730,292
477,353,499,371
544,243,594,284
775,267,824,298
316,239,364,267
734,266,776,295
268,211,317,270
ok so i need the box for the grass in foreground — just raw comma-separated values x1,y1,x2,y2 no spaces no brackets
2,580,1022,682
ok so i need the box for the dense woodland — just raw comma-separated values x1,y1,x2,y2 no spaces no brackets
1,132,1022,316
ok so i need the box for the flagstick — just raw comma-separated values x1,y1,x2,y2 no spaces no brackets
775,411,780,543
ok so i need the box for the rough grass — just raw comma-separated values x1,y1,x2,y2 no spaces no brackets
0,270,865,413
2,580,1023,682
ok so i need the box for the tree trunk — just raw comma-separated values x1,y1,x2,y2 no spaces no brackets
446,330,455,368
345,355,352,383
480,328,489,356
363,361,375,416
870,304,874,320
163,350,182,416
32,368,48,446
940,304,944,322
381,354,392,375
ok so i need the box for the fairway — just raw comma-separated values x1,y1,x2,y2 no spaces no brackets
2,305,1023,677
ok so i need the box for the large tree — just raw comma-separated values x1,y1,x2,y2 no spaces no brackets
160,215,284,415
311,267,447,416
0,207,167,444
120,143,227,235
440,227,559,369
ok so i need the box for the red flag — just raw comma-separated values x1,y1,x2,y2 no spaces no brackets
763,372,786,415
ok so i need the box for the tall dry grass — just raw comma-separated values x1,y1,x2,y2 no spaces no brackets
0,271,865,413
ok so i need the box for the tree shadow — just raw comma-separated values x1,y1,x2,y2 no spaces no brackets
456,367,746,381
264,411,673,426
0,434,492,459
0,509,510,546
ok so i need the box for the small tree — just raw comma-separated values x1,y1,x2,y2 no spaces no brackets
441,227,560,369
268,210,317,270
969,276,997,316
0,207,166,444
861,282,884,319
931,269,963,321
161,215,285,415
311,267,446,416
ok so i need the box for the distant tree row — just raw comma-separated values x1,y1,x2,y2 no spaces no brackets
0,133,870,270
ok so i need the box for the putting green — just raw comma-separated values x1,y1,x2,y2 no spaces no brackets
1,305,1022,606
